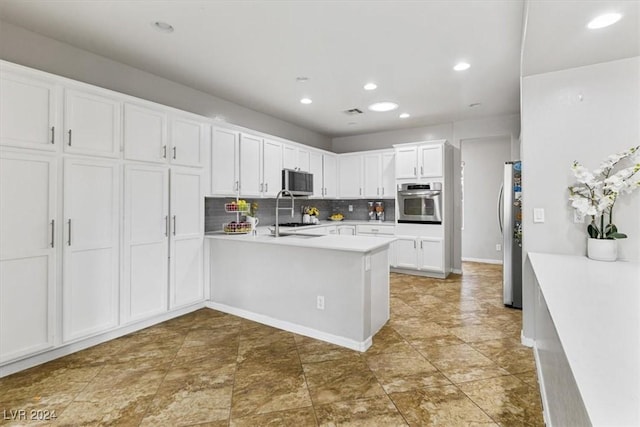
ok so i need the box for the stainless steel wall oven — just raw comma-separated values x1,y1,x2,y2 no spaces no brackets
397,183,443,224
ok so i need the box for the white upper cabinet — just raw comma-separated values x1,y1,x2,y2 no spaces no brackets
170,115,207,167
309,151,323,197
64,88,121,158
0,70,59,152
262,139,283,197
297,148,311,172
381,151,396,197
239,133,262,197
363,153,382,197
0,151,57,363
211,127,239,196
283,143,310,172
123,103,167,163
395,145,419,179
419,144,443,178
323,154,338,198
394,141,445,180
338,154,363,198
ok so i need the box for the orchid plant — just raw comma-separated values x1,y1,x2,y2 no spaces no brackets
568,146,640,239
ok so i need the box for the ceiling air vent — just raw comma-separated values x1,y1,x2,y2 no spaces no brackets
344,108,363,115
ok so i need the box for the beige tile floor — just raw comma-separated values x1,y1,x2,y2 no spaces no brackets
0,262,544,426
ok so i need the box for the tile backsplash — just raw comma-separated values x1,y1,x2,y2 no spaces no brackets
205,197,395,232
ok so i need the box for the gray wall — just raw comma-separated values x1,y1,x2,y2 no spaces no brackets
0,21,331,150
461,136,512,262
521,56,640,341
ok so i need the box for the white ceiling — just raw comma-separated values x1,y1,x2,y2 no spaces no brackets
0,1,637,138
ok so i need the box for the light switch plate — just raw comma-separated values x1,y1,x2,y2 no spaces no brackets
533,208,545,223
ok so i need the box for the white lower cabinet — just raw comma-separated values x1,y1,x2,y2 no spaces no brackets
0,151,57,363
393,236,444,272
170,167,204,308
337,225,356,235
123,164,169,322
62,157,120,342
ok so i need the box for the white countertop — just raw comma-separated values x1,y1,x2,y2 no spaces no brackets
528,252,640,427
205,231,395,253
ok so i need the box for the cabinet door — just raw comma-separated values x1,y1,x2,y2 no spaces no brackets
338,154,363,198
394,237,419,269
419,144,443,178
323,154,338,198
0,71,59,151
282,145,297,170
395,146,418,179
170,116,206,167
63,158,119,342
381,151,396,198
123,103,167,163
363,153,381,197
239,133,262,196
0,151,56,362
64,88,121,158
419,238,444,272
123,164,169,323
337,225,356,235
298,148,310,172
262,139,283,197
211,127,239,195
170,167,204,308
309,151,324,198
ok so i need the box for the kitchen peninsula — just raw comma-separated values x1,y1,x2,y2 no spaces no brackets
206,232,394,351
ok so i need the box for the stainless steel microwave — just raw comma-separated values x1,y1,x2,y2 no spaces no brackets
282,169,313,196
397,182,442,224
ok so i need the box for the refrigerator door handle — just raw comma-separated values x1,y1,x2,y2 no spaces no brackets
498,184,504,235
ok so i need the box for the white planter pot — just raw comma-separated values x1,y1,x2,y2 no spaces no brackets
587,238,618,261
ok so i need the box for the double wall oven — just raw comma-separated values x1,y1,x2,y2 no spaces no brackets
397,183,443,224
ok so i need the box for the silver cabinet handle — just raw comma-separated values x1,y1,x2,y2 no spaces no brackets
68,129,72,146
413,167,417,176
50,219,55,247
67,219,72,246
377,188,380,195
162,145,167,158
51,127,55,144
265,182,268,192
165,215,169,236
234,181,239,192
420,241,423,249
260,183,263,192
359,188,362,196
382,187,385,196
172,215,176,236
421,166,424,175
371,228,379,232
172,146,176,159
413,240,416,249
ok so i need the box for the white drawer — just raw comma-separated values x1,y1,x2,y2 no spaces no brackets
356,224,395,235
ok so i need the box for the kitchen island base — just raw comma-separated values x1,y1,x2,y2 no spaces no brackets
207,234,391,351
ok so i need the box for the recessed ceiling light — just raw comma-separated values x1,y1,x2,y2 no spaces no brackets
364,83,377,91
296,76,310,82
300,98,313,105
153,21,174,33
399,113,410,119
454,62,471,71
368,102,398,112
587,12,622,29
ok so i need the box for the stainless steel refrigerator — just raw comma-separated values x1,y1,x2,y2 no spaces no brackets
499,161,522,309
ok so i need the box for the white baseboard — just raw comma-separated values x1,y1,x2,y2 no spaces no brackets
451,268,463,274
0,302,205,378
461,257,503,265
206,301,372,352
520,331,534,348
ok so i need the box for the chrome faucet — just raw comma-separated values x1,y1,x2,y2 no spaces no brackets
275,189,295,237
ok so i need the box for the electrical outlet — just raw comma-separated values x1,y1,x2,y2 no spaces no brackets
316,296,325,310
533,208,545,223
348,205,353,212
573,210,585,223
496,244,502,251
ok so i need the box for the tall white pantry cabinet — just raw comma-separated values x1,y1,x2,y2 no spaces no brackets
0,60,207,371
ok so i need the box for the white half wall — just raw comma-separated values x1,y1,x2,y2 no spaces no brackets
521,56,640,341
0,20,331,150
461,136,512,262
